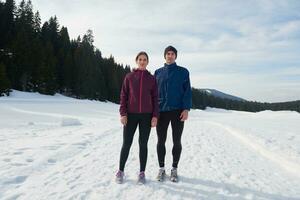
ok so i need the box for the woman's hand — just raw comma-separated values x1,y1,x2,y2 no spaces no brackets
151,117,158,127
120,116,127,126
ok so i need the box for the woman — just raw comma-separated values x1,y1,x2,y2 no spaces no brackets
115,51,159,184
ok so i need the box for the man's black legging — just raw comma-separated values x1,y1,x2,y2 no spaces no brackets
156,109,184,168
119,113,152,172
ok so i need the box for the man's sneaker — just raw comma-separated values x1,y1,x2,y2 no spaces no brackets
137,171,146,185
170,168,178,182
115,170,124,184
156,168,166,182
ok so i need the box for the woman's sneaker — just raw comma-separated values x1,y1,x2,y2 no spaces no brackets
170,168,178,182
137,171,146,185
156,168,166,182
115,170,124,184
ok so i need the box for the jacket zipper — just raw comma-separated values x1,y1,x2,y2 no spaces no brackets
139,71,144,113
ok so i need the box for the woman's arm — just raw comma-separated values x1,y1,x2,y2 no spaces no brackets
119,76,129,117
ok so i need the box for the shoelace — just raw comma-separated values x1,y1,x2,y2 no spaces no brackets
139,172,145,178
116,171,123,177
158,170,165,176
171,169,177,176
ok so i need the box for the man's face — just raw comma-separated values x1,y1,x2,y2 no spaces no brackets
165,51,176,64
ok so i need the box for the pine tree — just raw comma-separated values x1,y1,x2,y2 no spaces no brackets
33,11,41,33
0,62,10,96
56,26,71,92
41,42,57,95
0,0,15,47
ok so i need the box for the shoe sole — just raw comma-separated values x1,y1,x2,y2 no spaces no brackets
137,181,145,185
170,175,178,182
170,178,178,182
157,178,164,182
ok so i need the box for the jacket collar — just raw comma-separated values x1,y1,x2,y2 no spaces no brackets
164,62,177,68
133,68,150,74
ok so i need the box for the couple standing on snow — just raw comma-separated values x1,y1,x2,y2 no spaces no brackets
116,46,192,184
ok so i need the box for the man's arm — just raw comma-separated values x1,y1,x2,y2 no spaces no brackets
180,70,192,121
182,70,192,110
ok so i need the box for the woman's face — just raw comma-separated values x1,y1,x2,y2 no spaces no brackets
136,54,148,69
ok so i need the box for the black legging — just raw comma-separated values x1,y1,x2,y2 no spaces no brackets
156,109,184,168
119,113,152,172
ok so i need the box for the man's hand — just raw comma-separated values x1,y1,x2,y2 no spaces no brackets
151,117,158,127
120,116,127,126
180,110,189,121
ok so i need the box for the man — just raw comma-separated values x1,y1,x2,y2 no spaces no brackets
154,46,192,182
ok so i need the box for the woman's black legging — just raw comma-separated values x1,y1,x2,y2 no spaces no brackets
119,113,152,172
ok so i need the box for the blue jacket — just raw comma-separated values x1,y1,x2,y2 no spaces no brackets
154,62,192,112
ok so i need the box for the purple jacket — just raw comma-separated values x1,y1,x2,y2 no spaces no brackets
119,69,159,117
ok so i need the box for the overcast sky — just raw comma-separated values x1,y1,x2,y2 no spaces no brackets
19,0,300,102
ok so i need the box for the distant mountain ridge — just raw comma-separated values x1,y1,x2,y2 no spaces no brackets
200,89,247,102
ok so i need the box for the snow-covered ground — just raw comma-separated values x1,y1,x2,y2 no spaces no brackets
0,90,300,200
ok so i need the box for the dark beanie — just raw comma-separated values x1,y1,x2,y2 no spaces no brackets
164,45,177,58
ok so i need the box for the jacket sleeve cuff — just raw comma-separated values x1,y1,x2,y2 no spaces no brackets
120,112,127,117
152,112,158,118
